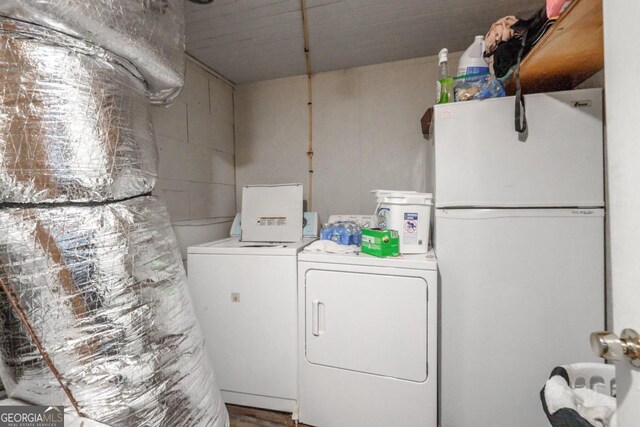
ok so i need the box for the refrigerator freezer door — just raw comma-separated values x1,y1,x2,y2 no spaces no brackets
434,89,604,208
435,208,605,427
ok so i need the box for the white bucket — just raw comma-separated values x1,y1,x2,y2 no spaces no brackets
373,190,433,254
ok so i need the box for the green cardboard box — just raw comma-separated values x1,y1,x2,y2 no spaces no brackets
361,228,400,258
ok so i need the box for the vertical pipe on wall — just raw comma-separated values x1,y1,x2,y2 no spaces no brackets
300,0,314,210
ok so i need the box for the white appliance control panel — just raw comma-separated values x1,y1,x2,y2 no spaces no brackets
231,212,320,238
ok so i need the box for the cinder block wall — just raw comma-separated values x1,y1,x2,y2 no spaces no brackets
151,59,236,263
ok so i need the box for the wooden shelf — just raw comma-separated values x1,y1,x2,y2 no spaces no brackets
506,0,604,95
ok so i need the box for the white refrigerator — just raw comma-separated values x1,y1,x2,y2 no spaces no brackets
434,89,605,427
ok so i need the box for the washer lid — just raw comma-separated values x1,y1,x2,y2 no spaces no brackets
298,250,437,270
188,237,316,256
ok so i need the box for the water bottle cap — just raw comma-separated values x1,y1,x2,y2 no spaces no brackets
474,35,485,41
438,48,448,64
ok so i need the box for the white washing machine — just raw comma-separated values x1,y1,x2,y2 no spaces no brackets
297,250,438,427
188,237,316,412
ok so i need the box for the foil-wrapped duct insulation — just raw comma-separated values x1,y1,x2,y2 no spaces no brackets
0,0,185,103
0,197,229,427
0,18,157,204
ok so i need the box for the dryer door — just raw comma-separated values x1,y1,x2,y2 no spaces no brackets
304,269,428,382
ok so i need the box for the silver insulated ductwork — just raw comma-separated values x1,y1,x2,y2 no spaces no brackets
0,0,186,104
0,2,229,425
0,18,156,204
0,197,228,426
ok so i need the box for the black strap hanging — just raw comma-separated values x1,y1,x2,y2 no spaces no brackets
514,27,528,134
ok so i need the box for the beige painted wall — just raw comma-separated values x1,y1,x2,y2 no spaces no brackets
234,52,461,222
603,0,640,421
151,59,236,261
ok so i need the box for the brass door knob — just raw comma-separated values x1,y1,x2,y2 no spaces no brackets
590,328,640,367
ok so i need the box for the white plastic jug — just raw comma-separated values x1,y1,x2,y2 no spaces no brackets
457,35,489,80
372,190,433,254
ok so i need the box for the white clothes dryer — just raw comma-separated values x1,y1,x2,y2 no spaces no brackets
297,250,438,427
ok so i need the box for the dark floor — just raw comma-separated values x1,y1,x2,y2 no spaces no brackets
228,405,308,427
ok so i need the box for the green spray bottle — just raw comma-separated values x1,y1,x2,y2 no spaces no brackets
436,48,454,104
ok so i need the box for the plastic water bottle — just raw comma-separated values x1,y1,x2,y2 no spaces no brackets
457,36,489,81
436,48,453,104
321,221,362,245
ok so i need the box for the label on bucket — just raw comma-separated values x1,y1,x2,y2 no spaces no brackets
403,213,418,245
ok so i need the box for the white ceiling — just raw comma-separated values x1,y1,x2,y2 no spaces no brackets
185,0,542,84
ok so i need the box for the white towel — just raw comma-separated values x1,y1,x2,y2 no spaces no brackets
304,240,357,254
545,375,617,427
